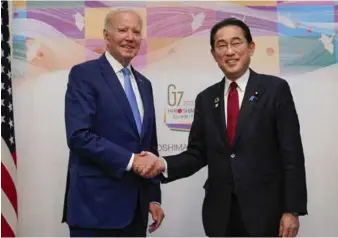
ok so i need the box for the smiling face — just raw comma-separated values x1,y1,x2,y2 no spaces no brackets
211,25,255,81
103,11,142,67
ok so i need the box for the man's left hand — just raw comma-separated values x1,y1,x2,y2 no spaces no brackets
148,203,165,233
279,213,299,237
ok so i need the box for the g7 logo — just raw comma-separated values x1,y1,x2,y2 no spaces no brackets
167,84,184,107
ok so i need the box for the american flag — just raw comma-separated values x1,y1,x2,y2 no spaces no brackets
1,0,18,237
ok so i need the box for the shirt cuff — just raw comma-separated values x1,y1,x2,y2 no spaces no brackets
150,201,161,206
161,157,168,178
126,153,134,171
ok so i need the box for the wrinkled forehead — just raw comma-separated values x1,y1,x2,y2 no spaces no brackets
109,11,142,29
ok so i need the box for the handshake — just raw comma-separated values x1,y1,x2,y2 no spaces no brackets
131,151,166,178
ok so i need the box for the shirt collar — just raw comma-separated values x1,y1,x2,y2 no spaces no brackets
105,51,132,74
224,68,250,93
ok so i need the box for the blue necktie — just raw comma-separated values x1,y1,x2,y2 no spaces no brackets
122,68,142,135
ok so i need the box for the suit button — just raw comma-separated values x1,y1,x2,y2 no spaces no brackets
230,153,235,159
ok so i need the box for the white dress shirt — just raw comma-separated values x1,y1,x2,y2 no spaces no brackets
224,68,250,124
104,51,143,171
161,69,251,177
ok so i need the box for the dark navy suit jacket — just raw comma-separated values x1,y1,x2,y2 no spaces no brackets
163,69,307,236
62,54,160,229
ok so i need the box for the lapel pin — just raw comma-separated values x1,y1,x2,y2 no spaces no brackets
214,97,219,108
249,92,259,102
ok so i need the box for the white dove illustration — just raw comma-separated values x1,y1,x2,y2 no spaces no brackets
319,33,335,54
74,12,85,32
279,15,296,28
191,12,205,32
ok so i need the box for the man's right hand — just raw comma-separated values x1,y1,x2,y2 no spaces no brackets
132,152,165,178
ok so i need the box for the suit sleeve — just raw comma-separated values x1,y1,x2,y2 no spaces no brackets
163,93,207,183
275,80,307,215
146,83,161,203
65,65,131,179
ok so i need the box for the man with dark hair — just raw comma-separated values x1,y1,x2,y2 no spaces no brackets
140,17,308,237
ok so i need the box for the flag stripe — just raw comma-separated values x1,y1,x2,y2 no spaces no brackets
1,214,15,237
1,190,17,236
1,164,18,215
1,138,17,185
12,151,17,166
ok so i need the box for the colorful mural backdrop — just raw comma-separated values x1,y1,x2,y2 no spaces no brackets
11,1,338,237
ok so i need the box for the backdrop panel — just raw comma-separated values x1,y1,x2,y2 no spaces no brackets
11,1,338,236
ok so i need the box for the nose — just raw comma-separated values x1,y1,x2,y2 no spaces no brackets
225,46,235,56
126,30,135,41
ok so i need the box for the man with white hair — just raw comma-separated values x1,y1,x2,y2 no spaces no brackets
62,9,164,237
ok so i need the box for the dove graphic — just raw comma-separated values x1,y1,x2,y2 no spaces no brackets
319,33,335,55
26,41,41,62
191,12,205,32
74,12,85,32
279,15,296,28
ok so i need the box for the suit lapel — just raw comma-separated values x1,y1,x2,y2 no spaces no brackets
99,55,139,137
212,78,229,146
232,69,263,147
131,67,149,140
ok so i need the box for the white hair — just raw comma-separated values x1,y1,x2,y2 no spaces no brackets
104,9,143,30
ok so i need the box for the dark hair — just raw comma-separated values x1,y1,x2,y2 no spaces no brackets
210,17,253,49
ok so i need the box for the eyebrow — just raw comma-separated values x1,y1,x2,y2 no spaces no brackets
216,37,243,43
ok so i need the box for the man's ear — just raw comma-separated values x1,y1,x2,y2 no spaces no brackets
248,41,256,57
103,29,109,46
211,48,217,61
